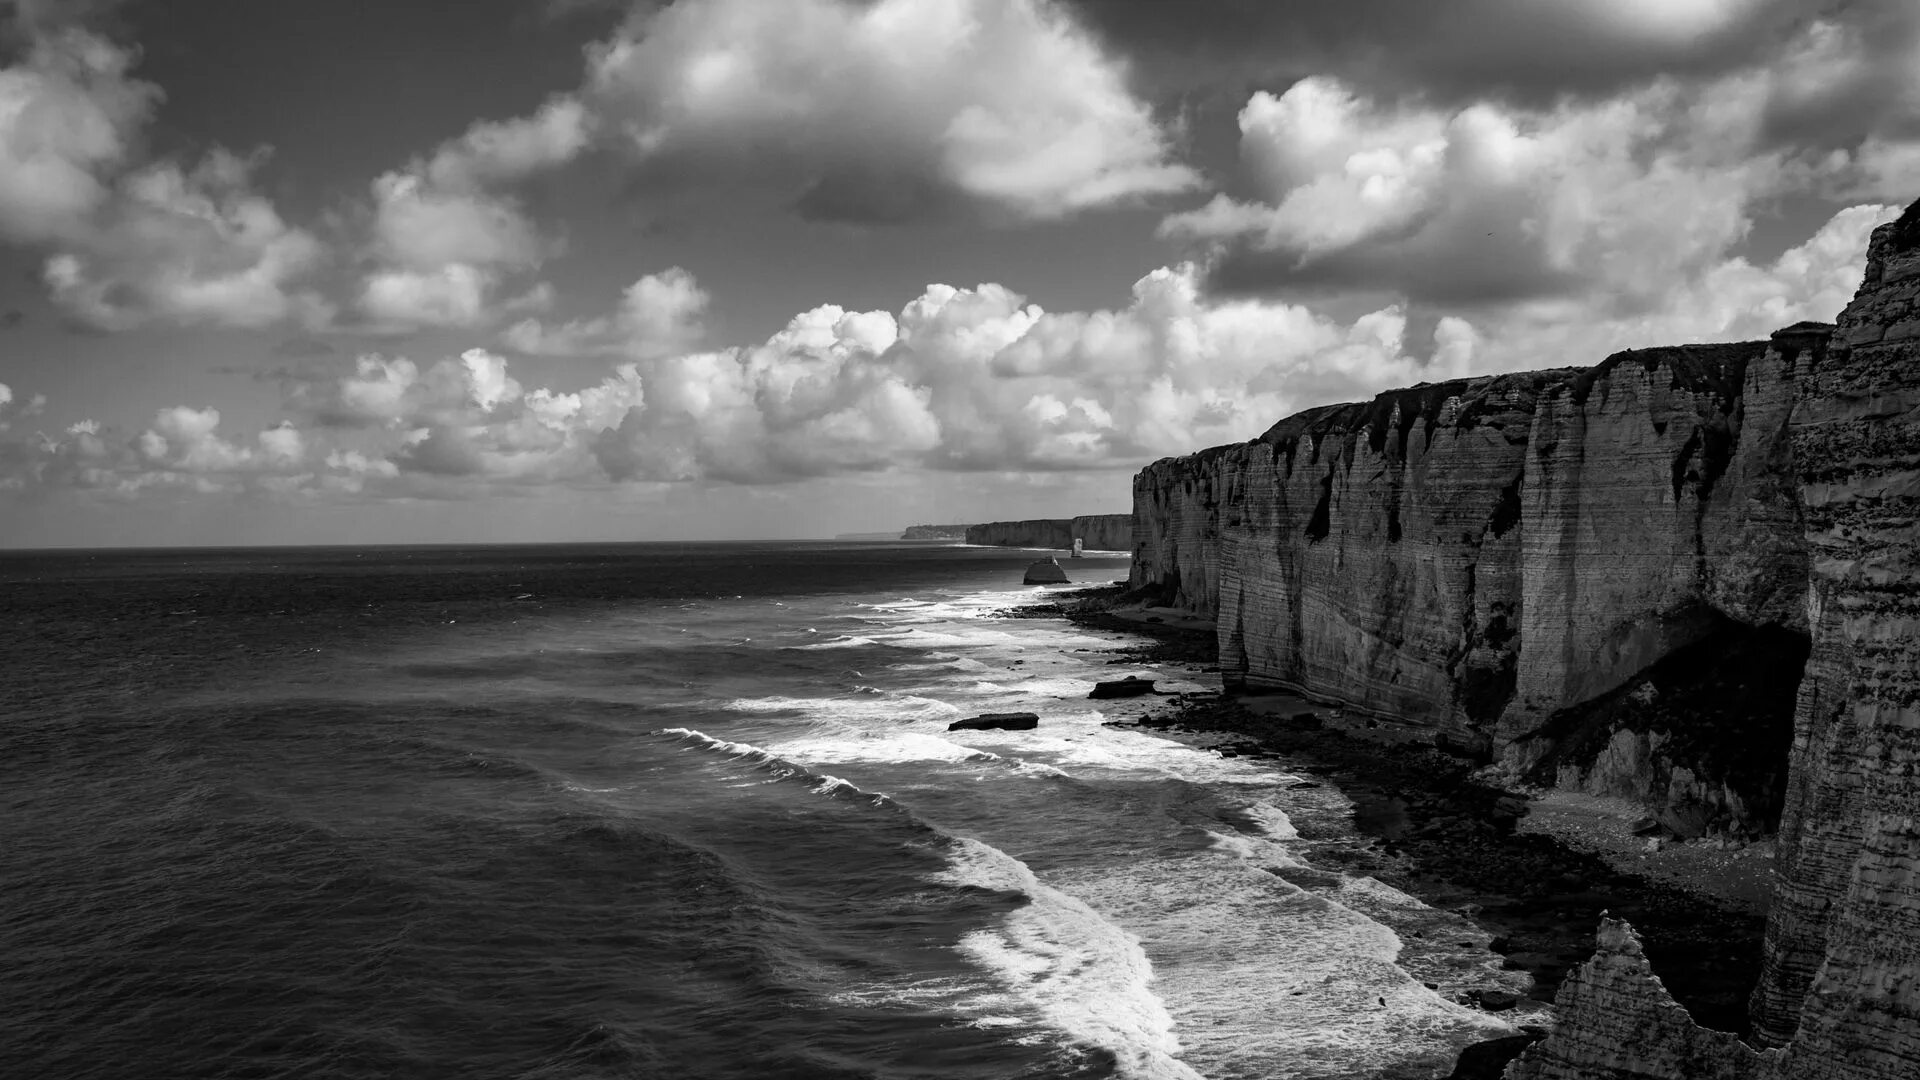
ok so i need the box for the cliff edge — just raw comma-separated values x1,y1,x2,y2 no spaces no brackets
1132,330,1813,835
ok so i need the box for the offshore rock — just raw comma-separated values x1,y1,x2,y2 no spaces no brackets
1089,676,1155,699
1131,332,1810,833
1505,918,1781,1079
1023,558,1069,584
967,514,1133,551
948,712,1039,731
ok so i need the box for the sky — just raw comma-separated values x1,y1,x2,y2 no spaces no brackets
0,0,1916,548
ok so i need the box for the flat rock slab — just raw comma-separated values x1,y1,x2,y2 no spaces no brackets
1089,676,1156,699
949,712,1040,731
1447,1033,1541,1079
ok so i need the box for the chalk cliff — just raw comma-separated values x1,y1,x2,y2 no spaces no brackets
965,514,1132,551
1131,332,1813,834
1741,201,1920,1073
1127,199,1920,1078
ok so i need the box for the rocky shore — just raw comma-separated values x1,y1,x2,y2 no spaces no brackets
998,583,1773,1069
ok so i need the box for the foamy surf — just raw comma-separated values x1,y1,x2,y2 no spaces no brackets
660,727,899,807
720,693,964,724
932,838,1205,1080
1042,839,1518,1080
659,568,1521,1078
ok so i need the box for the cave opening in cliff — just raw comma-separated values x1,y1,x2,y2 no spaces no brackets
1519,612,1811,840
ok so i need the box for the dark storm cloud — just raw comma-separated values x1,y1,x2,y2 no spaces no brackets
0,0,128,43
789,167,970,226
1752,2,1920,152
1203,237,1588,308
1061,0,1827,108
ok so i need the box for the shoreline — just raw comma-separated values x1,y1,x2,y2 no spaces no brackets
999,583,1772,1045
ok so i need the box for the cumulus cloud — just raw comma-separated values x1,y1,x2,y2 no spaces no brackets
0,26,152,242
1454,201,1901,373
261,266,1483,491
352,98,588,330
1060,0,1835,107
1160,11,1920,307
584,0,1199,222
0,397,326,495
501,266,709,358
44,148,330,330
0,26,328,329
422,95,592,190
4,194,1897,504
359,263,494,330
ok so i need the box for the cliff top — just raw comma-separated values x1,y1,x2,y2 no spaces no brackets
1245,339,1772,461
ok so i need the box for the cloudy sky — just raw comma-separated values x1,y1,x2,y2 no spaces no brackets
0,0,1915,547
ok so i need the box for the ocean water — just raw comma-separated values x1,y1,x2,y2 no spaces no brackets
1,541,1521,1080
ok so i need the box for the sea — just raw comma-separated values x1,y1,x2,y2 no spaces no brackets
1,541,1525,1080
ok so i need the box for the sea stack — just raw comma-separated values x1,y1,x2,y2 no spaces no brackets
1023,557,1069,584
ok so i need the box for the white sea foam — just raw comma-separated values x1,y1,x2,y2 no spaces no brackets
932,838,1205,1080
784,634,882,650
774,729,1003,766
722,693,963,724
1113,823,1516,1078
1242,800,1300,841
661,727,898,806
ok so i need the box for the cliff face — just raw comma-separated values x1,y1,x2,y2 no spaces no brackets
965,514,1132,551
1132,335,1811,831
1744,203,1920,1072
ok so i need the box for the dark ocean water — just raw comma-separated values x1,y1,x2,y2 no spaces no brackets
1,542,1523,1080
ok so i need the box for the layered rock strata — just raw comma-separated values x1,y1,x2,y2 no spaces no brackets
1117,196,1920,1077
1505,919,1781,1079
965,514,1132,551
1742,202,1920,1072
1131,330,1813,831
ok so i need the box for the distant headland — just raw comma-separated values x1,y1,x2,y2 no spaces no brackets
892,516,1134,551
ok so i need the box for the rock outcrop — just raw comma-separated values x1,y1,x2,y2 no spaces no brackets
966,514,1133,551
1089,676,1157,699
948,712,1040,731
1023,557,1069,584
1131,331,1812,833
1505,919,1782,1079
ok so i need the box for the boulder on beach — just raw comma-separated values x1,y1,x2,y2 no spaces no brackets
1089,676,1155,699
1023,558,1069,585
948,712,1040,731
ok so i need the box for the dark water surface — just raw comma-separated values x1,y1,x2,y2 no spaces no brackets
2,542,1518,1080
